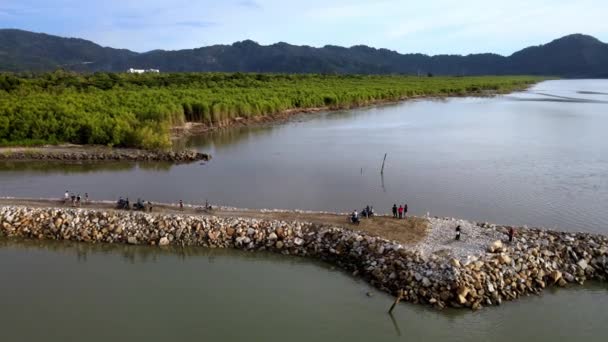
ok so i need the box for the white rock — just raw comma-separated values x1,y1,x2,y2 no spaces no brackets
577,259,588,270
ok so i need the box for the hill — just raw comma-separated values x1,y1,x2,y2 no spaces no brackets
1,29,607,77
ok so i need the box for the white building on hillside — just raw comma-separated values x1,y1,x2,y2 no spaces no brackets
127,68,160,74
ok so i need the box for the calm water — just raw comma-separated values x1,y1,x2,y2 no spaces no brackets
1,80,607,232
1,240,607,342
1,79,608,340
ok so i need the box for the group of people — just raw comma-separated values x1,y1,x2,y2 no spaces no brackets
391,203,408,219
117,197,153,212
64,191,88,207
350,205,375,224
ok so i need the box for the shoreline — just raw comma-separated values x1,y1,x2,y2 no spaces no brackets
0,84,534,161
171,88,523,138
0,144,211,163
1,197,606,310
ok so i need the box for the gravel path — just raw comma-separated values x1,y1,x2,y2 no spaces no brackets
413,217,505,261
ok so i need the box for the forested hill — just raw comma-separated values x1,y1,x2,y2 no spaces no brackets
1,29,607,77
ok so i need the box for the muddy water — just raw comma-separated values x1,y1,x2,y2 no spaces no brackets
1,240,607,342
1,80,608,340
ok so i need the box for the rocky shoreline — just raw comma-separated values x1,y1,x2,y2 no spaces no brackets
1,205,606,310
0,146,210,163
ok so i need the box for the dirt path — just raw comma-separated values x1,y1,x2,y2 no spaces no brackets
0,198,428,245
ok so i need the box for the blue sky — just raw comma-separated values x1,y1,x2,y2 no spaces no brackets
1,0,607,55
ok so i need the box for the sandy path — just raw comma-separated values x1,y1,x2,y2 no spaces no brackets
0,198,429,245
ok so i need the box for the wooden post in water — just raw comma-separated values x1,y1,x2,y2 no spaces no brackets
388,289,405,314
380,153,387,175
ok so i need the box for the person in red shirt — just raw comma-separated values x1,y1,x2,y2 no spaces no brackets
398,205,403,219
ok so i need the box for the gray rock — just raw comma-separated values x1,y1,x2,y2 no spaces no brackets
422,277,432,287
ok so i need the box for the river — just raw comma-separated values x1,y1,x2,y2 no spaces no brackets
1,80,607,232
1,240,607,341
1,79,607,340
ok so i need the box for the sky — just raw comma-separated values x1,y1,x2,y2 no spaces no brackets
1,0,607,55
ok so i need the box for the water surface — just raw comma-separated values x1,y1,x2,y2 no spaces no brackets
1,79,606,232
1,240,607,341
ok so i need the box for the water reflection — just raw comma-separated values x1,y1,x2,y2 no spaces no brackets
0,238,333,269
176,125,279,151
0,160,173,174
1,237,608,341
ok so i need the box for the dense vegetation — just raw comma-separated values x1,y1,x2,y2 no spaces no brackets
2,29,608,77
0,72,543,149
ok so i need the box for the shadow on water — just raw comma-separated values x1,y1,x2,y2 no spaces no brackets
578,91,608,96
389,313,402,337
507,91,608,104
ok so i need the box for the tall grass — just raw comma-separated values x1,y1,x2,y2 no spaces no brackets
0,72,544,149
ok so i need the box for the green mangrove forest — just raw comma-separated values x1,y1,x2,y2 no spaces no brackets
0,72,543,149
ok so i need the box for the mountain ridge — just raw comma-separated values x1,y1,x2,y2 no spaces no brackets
1,29,607,77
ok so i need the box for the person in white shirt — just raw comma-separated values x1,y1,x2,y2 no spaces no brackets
64,191,69,204
351,210,360,224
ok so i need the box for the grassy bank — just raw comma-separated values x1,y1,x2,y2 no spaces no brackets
0,72,544,149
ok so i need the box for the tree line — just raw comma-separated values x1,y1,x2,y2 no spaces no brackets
0,72,543,149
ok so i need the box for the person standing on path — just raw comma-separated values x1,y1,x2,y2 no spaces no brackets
76,194,81,207
71,193,76,207
84,193,89,204
179,200,184,211
392,204,398,218
64,191,69,204
351,210,360,224
455,225,461,241
398,205,403,219
508,227,515,242
403,203,408,219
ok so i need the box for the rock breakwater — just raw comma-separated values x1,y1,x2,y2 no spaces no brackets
1,206,606,310
0,147,210,163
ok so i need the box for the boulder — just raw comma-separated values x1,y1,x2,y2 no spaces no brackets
276,227,285,238
498,254,512,264
488,240,503,253
457,286,470,304
577,259,588,270
549,270,562,283
127,236,138,244
159,237,170,246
